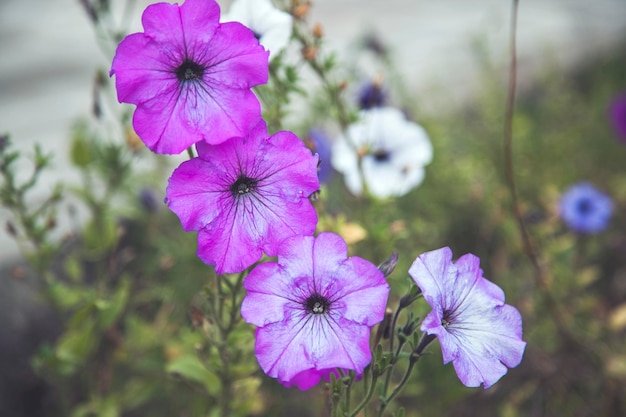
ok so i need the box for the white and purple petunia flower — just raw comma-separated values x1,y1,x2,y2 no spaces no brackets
560,182,613,234
409,247,526,389
222,0,293,60
110,0,269,154
165,121,319,274
241,232,390,390
331,107,433,198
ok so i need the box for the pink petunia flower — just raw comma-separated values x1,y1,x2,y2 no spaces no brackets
409,247,526,389
241,232,390,390
110,0,269,154
165,121,319,274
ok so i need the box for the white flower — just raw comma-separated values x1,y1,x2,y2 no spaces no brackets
221,0,293,59
331,107,433,198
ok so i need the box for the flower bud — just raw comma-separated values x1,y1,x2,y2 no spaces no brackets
312,23,323,39
302,45,318,61
378,252,398,277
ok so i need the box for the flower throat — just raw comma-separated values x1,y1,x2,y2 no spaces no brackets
175,59,205,82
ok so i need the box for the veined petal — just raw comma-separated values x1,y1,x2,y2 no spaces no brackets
409,247,526,389
196,201,264,274
242,233,389,389
165,157,230,231
202,21,269,88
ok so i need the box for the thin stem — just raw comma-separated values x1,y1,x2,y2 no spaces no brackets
186,146,195,160
348,370,378,417
381,305,403,396
502,0,573,341
376,334,435,417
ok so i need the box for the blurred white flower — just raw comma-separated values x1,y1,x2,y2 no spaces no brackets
331,107,433,198
222,0,293,59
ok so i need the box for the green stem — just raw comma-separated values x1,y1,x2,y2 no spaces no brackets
380,304,404,398
348,370,378,417
501,0,574,343
376,334,435,417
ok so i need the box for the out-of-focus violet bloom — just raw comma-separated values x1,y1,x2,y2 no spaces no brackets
165,121,319,274
331,107,432,198
139,187,159,213
241,233,390,390
222,0,292,60
560,182,613,234
306,129,333,183
409,247,526,389
110,0,268,154
609,92,626,143
358,81,386,110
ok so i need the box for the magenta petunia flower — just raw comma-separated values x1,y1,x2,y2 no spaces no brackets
110,0,269,154
409,247,526,389
241,233,390,390
165,121,319,274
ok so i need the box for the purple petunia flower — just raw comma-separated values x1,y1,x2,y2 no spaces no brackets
241,232,390,390
560,182,613,234
110,0,269,154
358,81,386,110
165,121,319,274
306,129,333,184
409,247,526,389
609,92,626,143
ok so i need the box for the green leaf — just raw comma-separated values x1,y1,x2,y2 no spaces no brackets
166,355,221,396
55,321,97,370
70,131,93,168
98,277,130,328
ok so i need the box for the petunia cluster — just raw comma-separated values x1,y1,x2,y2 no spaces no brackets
110,0,525,393
110,0,389,389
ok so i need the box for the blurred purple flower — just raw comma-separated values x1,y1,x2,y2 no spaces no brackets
358,81,386,110
409,247,526,389
306,129,333,183
241,233,389,390
139,187,159,213
560,182,613,234
609,92,626,143
110,0,268,154
165,121,319,274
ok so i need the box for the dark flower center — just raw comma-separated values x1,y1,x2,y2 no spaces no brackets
175,59,205,83
304,293,331,315
372,149,390,162
441,310,453,329
229,175,259,197
577,198,593,215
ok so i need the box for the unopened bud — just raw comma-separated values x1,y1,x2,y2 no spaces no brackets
302,45,318,61
125,127,143,152
0,134,9,152
378,252,398,277
312,23,323,39
6,221,17,237
373,307,393,346
292,4,310,20
46,216,57,231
